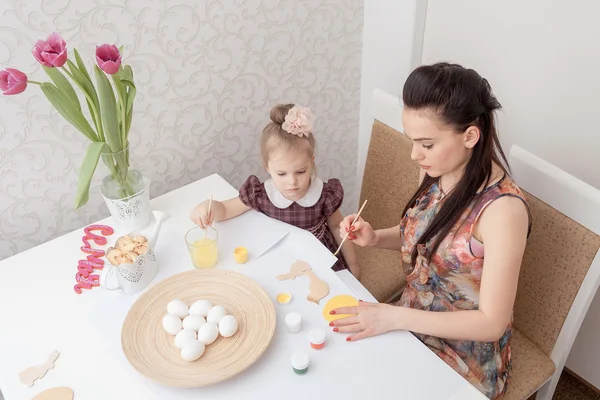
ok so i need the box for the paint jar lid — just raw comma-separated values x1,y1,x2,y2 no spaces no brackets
291,352,309,370
285,312,301,325
276,292,292,305
309,328,326,344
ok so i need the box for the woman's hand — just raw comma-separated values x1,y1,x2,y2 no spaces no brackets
190,200,221,228
329,301,400,341
339,214,378,247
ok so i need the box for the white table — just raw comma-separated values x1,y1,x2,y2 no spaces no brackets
0,174,486,399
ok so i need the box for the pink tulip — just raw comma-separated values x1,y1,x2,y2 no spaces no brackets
96,44,121,75
0,68,28,95
32,32,68,68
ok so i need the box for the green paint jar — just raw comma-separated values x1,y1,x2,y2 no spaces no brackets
291,352,309,375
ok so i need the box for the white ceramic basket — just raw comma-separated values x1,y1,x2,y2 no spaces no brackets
100,211,164,295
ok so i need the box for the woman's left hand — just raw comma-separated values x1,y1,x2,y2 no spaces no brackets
330,301,400,341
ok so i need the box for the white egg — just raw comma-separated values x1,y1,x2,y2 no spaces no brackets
197,322,219,345
182,315,206,332
206,305,227,324
181,340,205,361
174,328,197,349
189,300,213,317
218,315,238,338
167,299,189,319
162,314,182,336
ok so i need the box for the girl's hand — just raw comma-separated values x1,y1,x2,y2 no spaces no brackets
190,200,215,229
329,301,399,341
339,214,377,247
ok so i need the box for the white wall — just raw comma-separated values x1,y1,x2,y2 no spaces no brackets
0,0,364,259
421,0,600,389
356,0,427,192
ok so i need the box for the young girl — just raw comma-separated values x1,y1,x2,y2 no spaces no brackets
191,104,359,277
331,63,531,399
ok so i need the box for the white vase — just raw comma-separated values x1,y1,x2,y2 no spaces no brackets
100,146,151,232
101,175,151,232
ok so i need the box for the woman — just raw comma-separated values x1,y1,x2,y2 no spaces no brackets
332,63,531,399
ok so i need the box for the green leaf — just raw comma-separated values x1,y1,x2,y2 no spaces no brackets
43,67,80,111
121,79,136,117
74,142,107,208
67,60,98,106
40,82,98,142
67,59,101,114
73,48,92,84
121,65,136,135
94,65,121,152
122,65,133,82
119,45,124,55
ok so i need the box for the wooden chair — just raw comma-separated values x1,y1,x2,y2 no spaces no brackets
503,145,600,400
357,119,419,302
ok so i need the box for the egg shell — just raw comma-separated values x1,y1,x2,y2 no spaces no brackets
182,315,206,332
197,322,219,345
167,299,189,319
174,328,197,349
206,305,227,324
189,300,213,317
218,315,238,338
181,340,205,361
162,314,182,336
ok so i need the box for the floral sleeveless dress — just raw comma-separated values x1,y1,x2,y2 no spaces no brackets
397,176,531,399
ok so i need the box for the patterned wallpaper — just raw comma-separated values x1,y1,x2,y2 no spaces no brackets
0,0,363,259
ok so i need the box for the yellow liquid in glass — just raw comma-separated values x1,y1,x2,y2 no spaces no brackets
190,238,218,268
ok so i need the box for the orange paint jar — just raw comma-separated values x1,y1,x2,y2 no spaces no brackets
309,328,326,350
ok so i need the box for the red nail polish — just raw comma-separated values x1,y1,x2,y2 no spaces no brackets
345,227,349,232
346,337,352,342
333,328,339,332
329,322,334,326
350,226,355,231
329,310,336,315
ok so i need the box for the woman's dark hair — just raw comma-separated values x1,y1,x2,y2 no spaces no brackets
401,62,509,264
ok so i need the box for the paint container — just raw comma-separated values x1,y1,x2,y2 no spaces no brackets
291,352,309,375
309,328,326,350
233,247,248,264
285,312,302,333
276,292,292,305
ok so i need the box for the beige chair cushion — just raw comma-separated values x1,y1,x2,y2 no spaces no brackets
513,191,600,356
358,120,420,301
503,329,555,400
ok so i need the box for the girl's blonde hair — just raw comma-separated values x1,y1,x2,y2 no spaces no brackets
260,103,316,166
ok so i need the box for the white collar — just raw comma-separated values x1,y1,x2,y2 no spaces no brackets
264,177,324,208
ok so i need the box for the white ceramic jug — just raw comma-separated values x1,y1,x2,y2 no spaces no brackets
100,211,164,295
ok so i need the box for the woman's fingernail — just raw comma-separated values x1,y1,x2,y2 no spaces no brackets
329,322,334,326
329,310,336,315
346,337,352,342
358,299,363,302
333,328,339,332
350,226,355,231
345,227,349,232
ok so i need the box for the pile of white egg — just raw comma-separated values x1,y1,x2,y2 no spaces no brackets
162,299,238,362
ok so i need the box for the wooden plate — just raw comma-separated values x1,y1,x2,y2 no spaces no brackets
121,269,276,387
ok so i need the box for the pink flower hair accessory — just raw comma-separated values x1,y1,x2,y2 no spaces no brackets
282,105,314,138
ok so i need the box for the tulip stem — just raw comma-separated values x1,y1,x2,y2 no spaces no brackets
28,80,43,85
